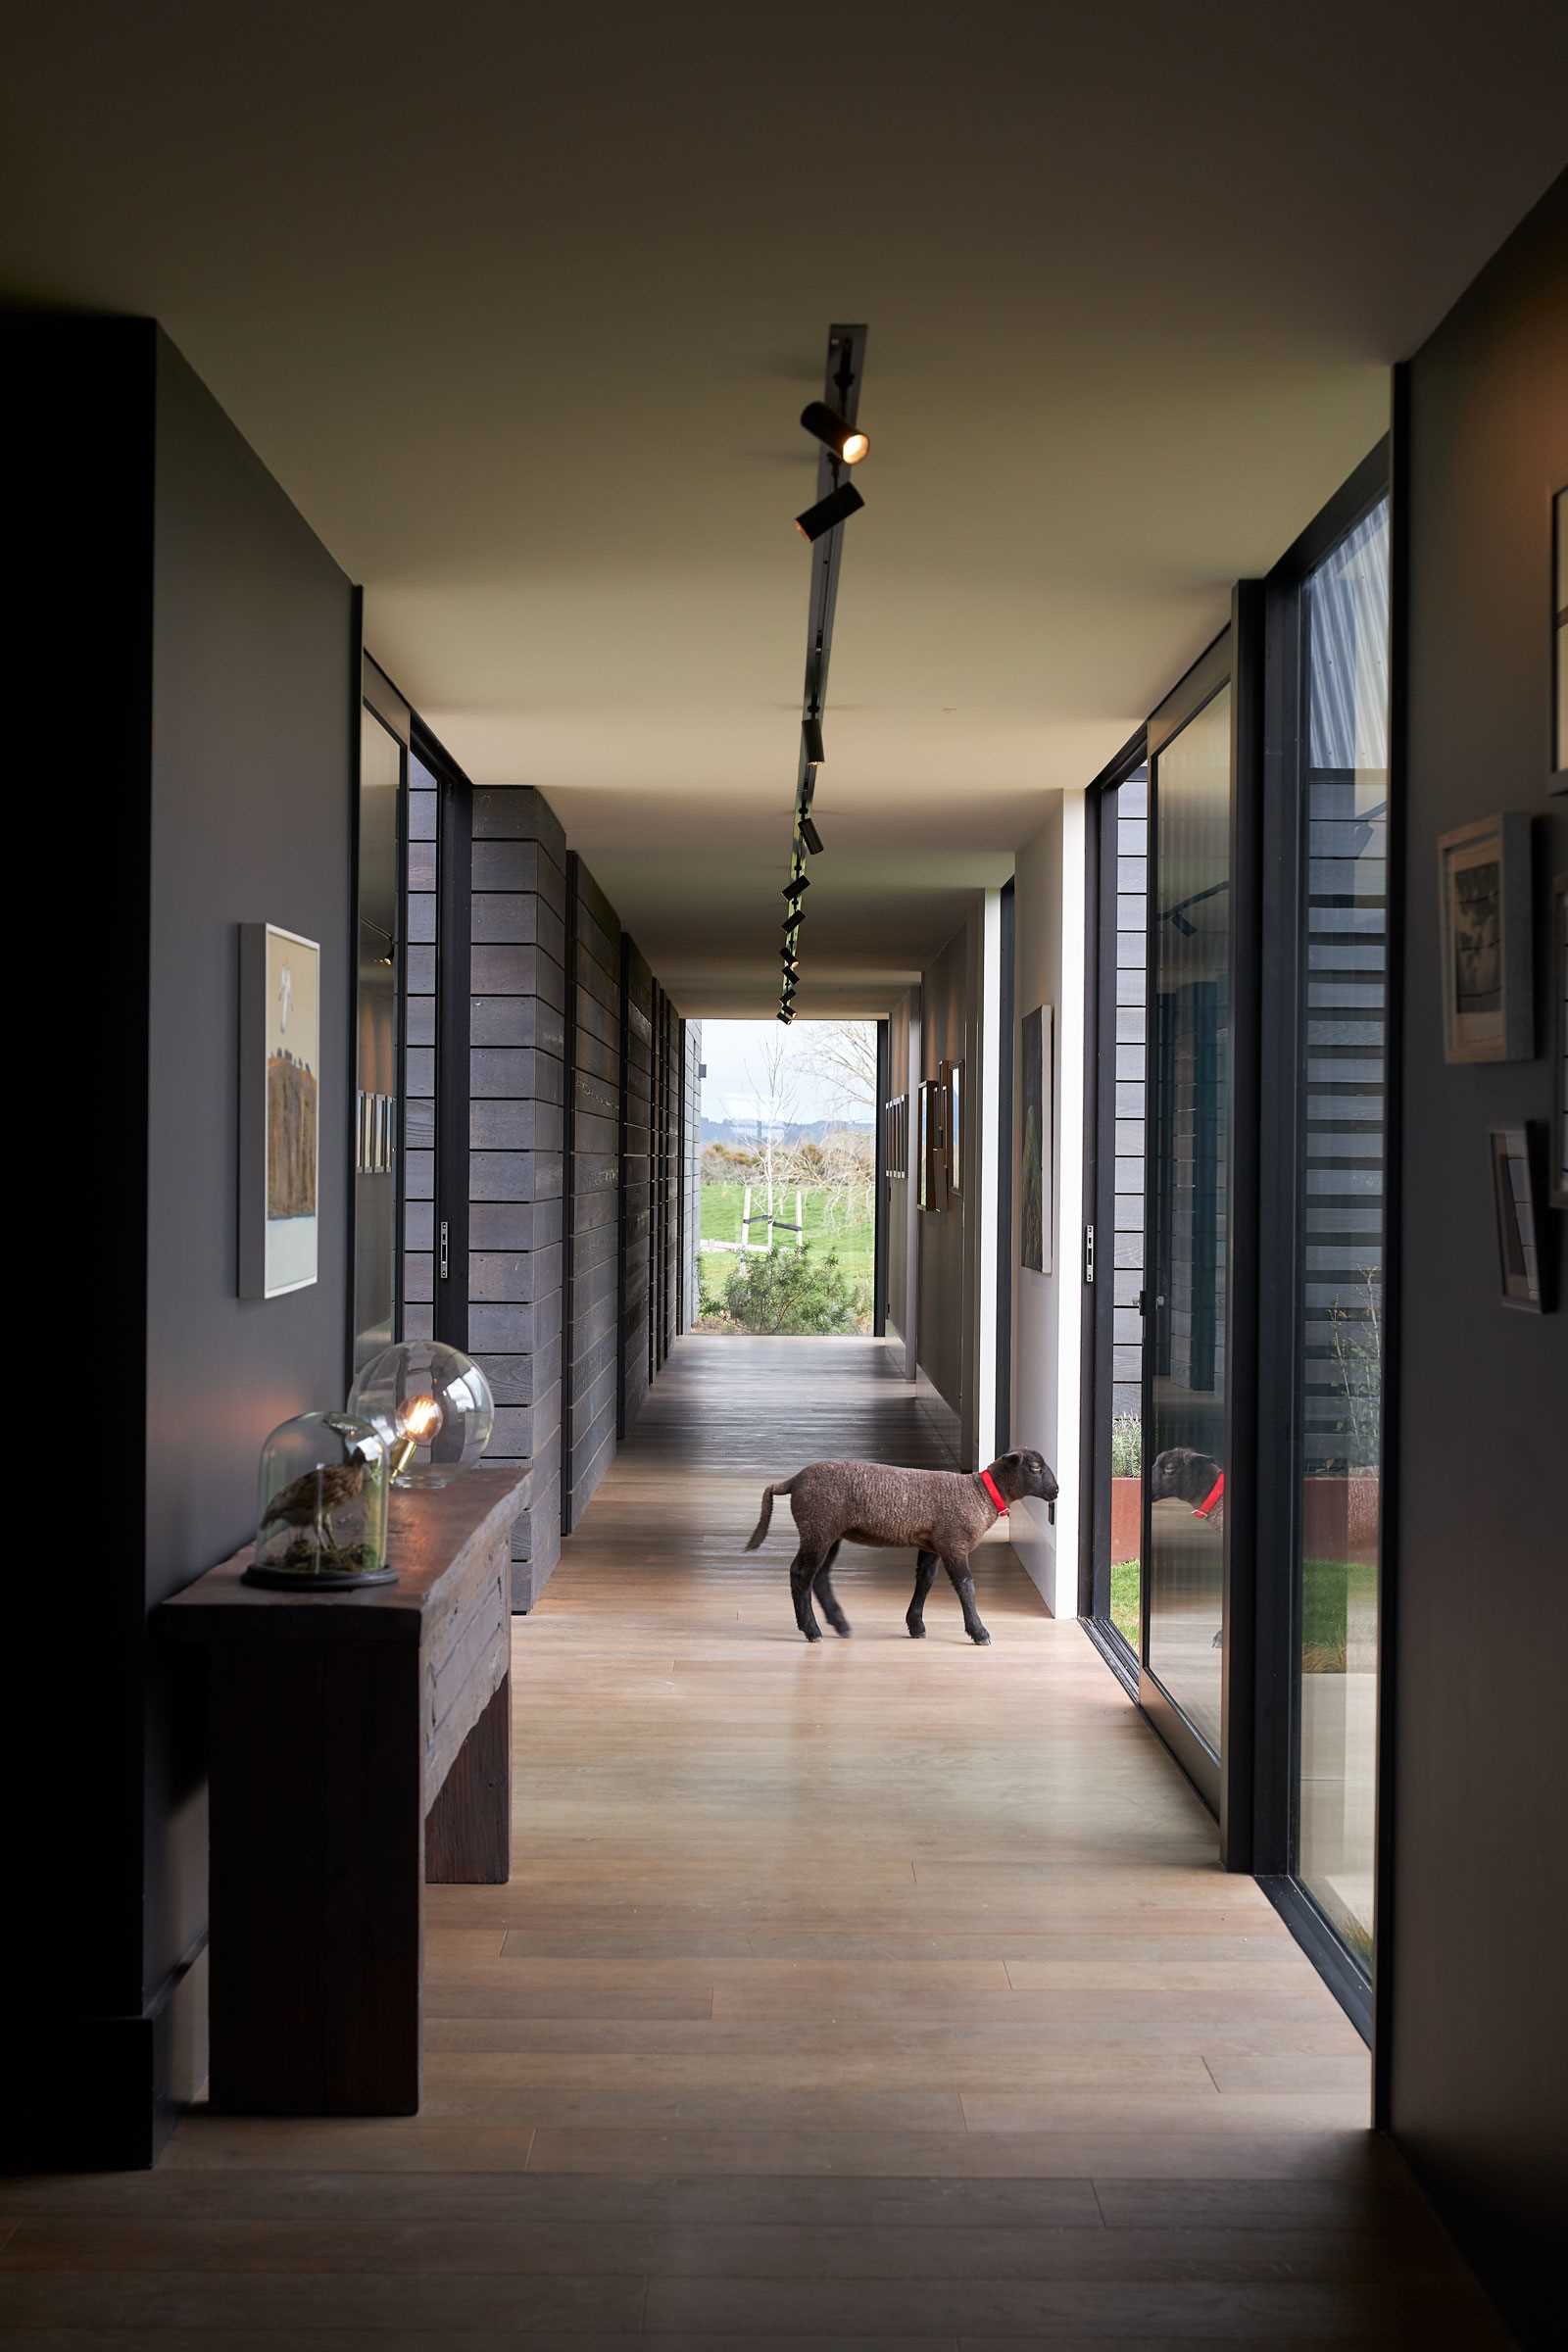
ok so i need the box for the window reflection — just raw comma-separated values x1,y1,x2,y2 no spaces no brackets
1146,686,1232,1754
1296,498,1390,1967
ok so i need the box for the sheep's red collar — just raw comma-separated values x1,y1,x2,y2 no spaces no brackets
1194,1472,1225,1520
978,1466,1008,1518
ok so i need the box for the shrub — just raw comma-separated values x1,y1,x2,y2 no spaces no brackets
1110,1413,1142,1478
723,1243,859,1335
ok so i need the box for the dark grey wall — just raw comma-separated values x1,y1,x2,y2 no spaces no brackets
1389,171,1567,2348
144,338,358,2037
17,318,358,2166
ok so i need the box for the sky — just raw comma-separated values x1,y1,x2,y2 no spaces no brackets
700,1019,873,1129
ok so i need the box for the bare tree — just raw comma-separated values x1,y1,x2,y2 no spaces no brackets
743,1029,803,1227
796,1020,877,1122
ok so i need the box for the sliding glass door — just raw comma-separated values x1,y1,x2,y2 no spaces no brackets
1143,678,1234,1779
1137,645,1237,1805
1292,496,1389,1971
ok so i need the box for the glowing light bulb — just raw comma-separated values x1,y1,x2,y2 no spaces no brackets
400,1394,443,1443
389,1393,444,1482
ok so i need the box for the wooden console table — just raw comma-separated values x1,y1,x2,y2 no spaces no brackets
160,1464,527,2117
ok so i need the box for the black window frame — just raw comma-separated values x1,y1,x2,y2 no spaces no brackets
1251,436,1393,2041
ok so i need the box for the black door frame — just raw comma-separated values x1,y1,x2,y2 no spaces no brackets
1078,729,1151,1697
355,654,413,1381
1250,438,1392,2037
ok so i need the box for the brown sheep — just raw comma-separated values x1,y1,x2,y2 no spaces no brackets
745,1449,1059,1643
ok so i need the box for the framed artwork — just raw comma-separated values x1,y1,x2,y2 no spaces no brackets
1552,876,1567,1210
917,1079,945,1211
1552,488,1566,792
241,922,320,1298
1437,814,1533,1063
883,1094,908,1181
1020,1004,1054,1272
947,1058,964,1196
1490,1126,1549,1312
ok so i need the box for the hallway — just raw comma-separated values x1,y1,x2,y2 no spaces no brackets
2,1338,1506,2342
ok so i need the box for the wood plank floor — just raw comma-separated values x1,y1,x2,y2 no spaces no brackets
2,1337,1505,2345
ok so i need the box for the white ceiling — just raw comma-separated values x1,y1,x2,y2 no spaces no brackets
6,3,1564,1013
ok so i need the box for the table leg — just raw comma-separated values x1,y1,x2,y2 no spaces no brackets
426,1671,512,1885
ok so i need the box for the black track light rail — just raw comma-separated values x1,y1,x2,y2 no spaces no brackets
779,320,868,1021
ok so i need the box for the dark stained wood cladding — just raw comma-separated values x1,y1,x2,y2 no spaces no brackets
465,787,565,1607
403,761,439,1335
563,855,625,1532
618,937,655,1436
653,984,682,1373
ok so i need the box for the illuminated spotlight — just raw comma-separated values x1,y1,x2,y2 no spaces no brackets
802,713,825,766
798,811,823,856
777,1006,795,1024
801,401,870,465
795,482,864,542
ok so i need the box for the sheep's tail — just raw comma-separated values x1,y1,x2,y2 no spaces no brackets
746,1477,796,1550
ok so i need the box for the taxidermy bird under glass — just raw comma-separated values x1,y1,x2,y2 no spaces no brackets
246,1411,393,1589
349,1340,495,1490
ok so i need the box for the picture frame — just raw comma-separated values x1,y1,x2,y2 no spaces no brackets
947,1058,964,1197
1552,488,1566,793
1489,1125,1550,1312
1552,875,1567,1210
917,1078,945,1212
1436,814,1533,1064
240,921,321,1298
1020,1004,1054,1272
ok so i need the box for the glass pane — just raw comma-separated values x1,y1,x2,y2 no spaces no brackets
1146,685,1232,1752
1296,497,1390,1968
354,708,403,1375
1107,769,1148,1651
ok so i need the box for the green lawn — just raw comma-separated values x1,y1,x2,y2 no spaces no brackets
701,1181,874,1279
1107,1554,1375,1667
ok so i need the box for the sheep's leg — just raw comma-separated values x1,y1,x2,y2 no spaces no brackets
906,1547,940,1639
789,1547,825,1642
944,1553,991,1645
812,1540,851,1638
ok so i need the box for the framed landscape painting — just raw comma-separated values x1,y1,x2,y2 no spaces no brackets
1437,815,1533,1063
240,922,320,1298
1490,1126,1549,1313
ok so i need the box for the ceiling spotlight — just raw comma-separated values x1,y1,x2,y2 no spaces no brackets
777,1007,795,1024
783,874,809,903
795,482,864,542
781,945,800,968
802,713,825,766
801,401,869,466
798,812,823,856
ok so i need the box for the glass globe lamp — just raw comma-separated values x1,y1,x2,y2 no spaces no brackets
348,1340,494,1490
246,1411,392,1590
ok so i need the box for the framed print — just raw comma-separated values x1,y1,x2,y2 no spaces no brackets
917,1078,945,1212
947,1058,964,1196
1020,1004,1054,1272
1490,1126,1549,1312
241,922,320,1298
1552,876,1568,1209
1553,488,1567,792
1437,814,1533,1063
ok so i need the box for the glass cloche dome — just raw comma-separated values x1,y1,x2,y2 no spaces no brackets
348,1340,495,1490
247,1411,392,1590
